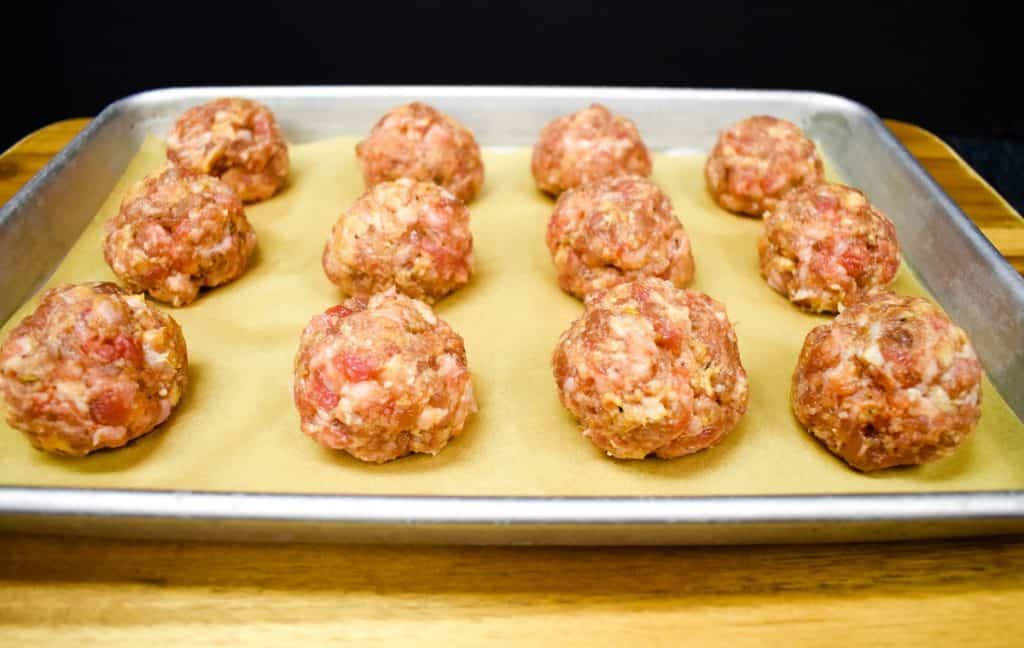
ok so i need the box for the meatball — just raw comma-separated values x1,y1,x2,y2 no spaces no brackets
792,290,983,472
546,176,694,299
355,102,484,203
532,104,652,196
293,290,476,463
166,97,289,202
705,115,824,216
103,166,257,307
322,179,474,303
759,182,900,313
0,283,188,456
552,278,748,459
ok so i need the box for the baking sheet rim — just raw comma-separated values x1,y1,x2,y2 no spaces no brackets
2,85,1024,543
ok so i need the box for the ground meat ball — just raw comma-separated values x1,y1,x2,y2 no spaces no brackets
759,182,900,313
552,278,748,460
103,166,257,307
166,97,289,202
705,115,824,216
355,103,484,203
532,104,652,196
546,176,694,299
293,290,476,463
322,179,473,303
0,283,188,456
792,290,982,472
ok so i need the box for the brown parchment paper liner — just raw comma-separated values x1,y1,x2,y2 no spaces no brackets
2,135,1023,495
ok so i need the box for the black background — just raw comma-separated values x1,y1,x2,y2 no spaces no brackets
7,1,1021,207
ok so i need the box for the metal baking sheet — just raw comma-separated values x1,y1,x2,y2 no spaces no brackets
1,86,1022,545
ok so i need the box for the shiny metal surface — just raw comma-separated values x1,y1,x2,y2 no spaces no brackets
2,487,1023,544
1,86,1022,544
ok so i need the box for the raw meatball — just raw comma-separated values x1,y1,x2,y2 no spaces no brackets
532,104,652,195
103,166,257,307
322,179,473,303
792,290,983,471
355,102,484,203
552,278,748,459
759,182,900,313
293,290,476,463
705,115,824,216
546,176,694,299
0,283,188,456
166,97,289,202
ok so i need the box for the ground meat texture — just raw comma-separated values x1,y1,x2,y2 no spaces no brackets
166,97,289,202
0,283,188,456
103,166,257,307
293,290,476,463
531,104,652,196
792,291,982,472
322,179,473,303
355,103,484,203
552,277,748,460
759,182,900,313
546,176,695,299
705,115,824,217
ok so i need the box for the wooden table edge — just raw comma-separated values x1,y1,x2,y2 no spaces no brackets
1,118,90,157
885,119,1024,219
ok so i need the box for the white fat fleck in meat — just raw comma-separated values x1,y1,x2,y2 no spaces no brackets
436,353,459,377
790,288,816,303
633,396,668,422
92,425,127,447
95,299,121,324
411,299,438,325
143,345,170,369
859,344,884,366
203,233,235,256
395,204,420,226
1,337,34,368
927,385,955,413
165,273,191,293
416,406,450,429
53,380,89,413
337,380,384,423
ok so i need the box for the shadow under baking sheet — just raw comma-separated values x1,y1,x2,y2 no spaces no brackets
2,135,1023,496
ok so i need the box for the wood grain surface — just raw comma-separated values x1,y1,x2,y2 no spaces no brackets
1,118,1023,647
0,118,89,206
885,120,1024,273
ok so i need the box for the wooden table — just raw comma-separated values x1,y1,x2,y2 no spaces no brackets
1,119,1023,647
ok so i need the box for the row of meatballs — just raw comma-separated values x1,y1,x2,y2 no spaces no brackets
0,99,983,473
107,98,899,313
0,277,981,472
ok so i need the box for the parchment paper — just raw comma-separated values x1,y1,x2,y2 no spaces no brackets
2,135,1022,495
